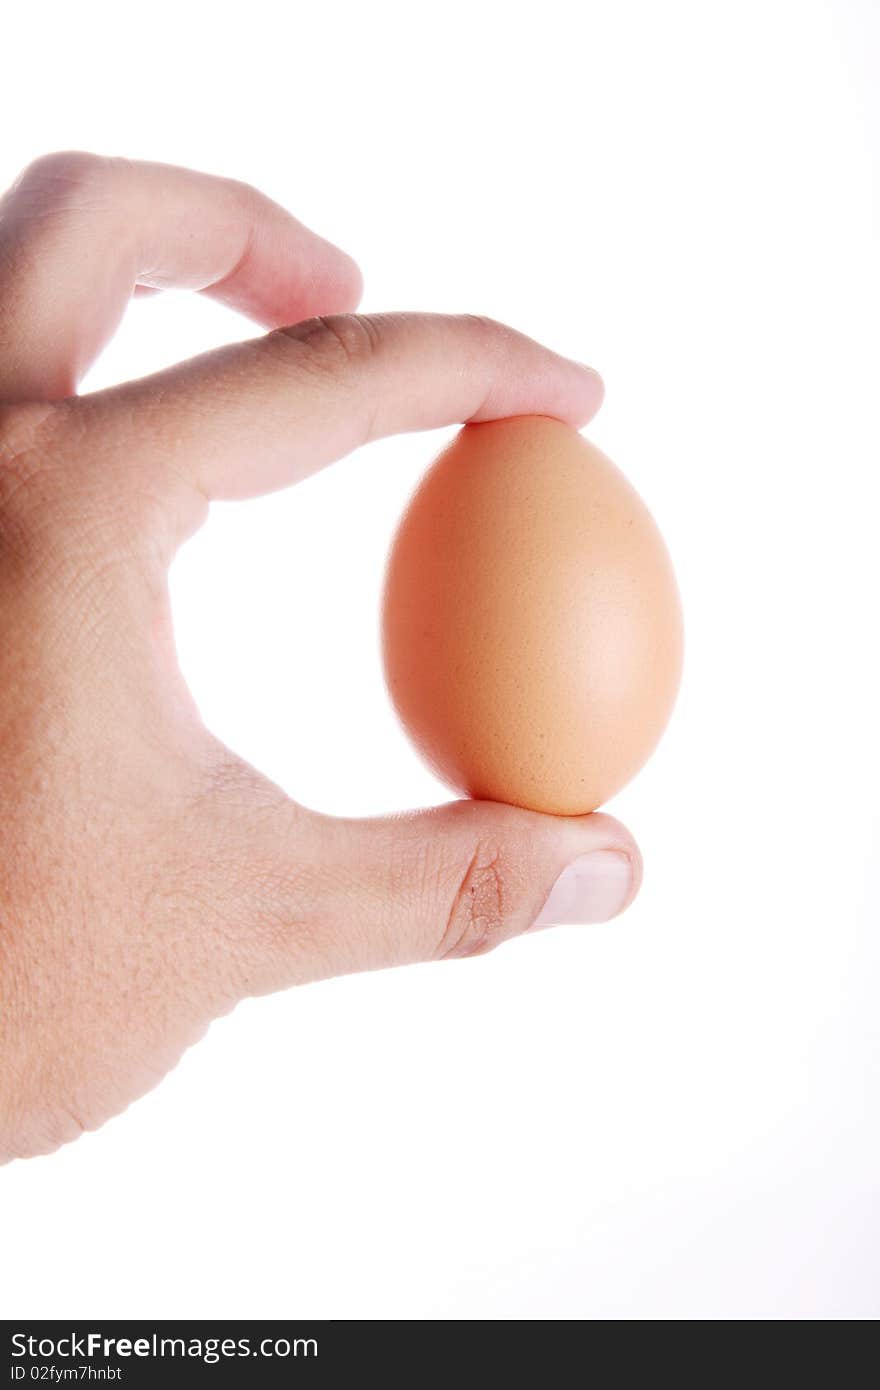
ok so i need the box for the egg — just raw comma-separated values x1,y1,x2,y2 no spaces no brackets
381,416,683,815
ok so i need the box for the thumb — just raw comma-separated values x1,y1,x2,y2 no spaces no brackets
238,798,642,990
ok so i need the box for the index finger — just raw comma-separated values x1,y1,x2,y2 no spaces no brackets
66,312,605,550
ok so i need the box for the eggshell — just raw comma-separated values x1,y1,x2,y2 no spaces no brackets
381,416,683,815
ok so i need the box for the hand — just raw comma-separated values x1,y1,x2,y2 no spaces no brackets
0,153,641,1162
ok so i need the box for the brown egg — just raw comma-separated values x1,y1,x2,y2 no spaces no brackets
382,416,683,815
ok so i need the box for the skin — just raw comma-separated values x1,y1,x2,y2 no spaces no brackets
0,153,641,1163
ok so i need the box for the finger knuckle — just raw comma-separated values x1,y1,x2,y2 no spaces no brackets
221,174,262,214
436,840,511,960
13,150,122,207
461,313,510,344
275,312,383,374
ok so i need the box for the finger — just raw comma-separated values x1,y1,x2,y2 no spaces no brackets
314,802,641,977
202,790,641,996
0,151,362,403
70,312,604,541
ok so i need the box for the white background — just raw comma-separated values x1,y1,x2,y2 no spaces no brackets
1,0,878,1320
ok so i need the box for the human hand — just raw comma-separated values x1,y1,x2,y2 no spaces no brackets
0,153,641,1162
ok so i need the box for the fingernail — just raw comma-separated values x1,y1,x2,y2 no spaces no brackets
533,850,633,928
